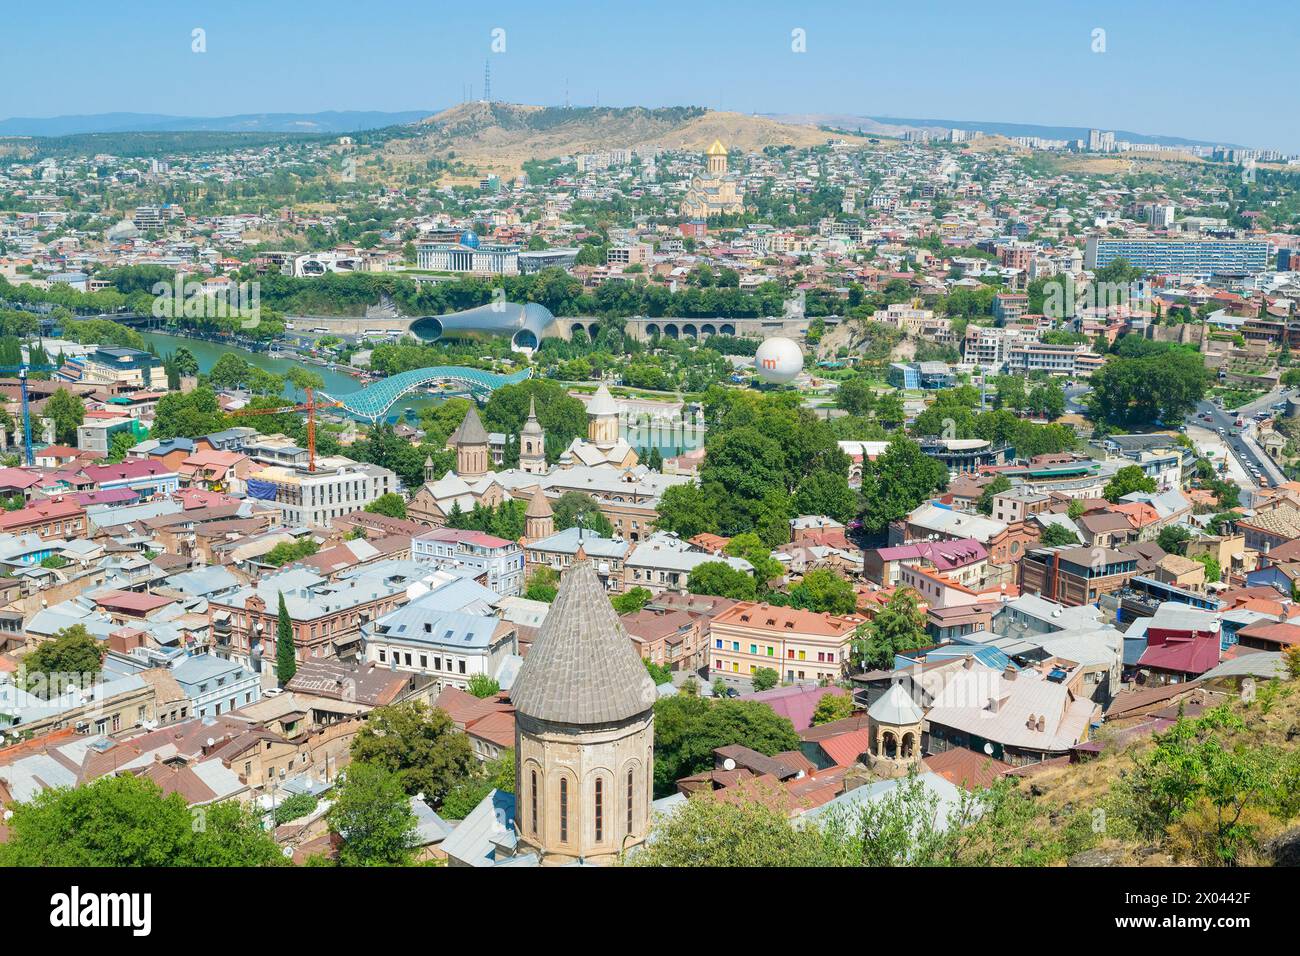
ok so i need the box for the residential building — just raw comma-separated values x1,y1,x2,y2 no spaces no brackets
708,602,865,687
413,528,525,597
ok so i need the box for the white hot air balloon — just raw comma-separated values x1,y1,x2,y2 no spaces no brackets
753,336,803,385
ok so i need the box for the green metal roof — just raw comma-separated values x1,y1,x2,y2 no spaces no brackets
325,366,533,423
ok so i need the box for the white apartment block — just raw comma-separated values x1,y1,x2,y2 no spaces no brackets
247,462,397,528
412,528,525,597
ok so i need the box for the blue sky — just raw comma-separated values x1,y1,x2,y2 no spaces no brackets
3,0,1297,150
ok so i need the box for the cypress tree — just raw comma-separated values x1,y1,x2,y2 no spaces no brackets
275,592,296,686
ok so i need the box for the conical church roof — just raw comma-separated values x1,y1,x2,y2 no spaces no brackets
587,384,619,418
869,681,924,726
525,485,553,518
511,550,657,725
449,404,489,446
706,139,728,156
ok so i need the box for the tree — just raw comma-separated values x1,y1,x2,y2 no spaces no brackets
1088,348,1208,429
106,428,140,463
349,701,476,806
612,586,653,615
151,387,229,440
1194,552,1222,583
836,376,877,416
1115,706,1297,865
466,673,500,698
364,493,408,519
789,569,859,615
327,763,417,867
1039,523,1081,546
651,695,800,795
170,346,199,377
1104,464,1157,502
440,748,516,820
1157,524,1194,556
44,387,85,446
524,565,559,602
751,667,780,692
723,532,784,588
852,589,929,670
794,470,859,525
265,538,320,567
977,475,1012,516
275,592,296,686
859,435,948,534
655,483,721,539
628,784,834,866
811,693,855,725
644,658,673,685
0,773,283,867
552,491,614,537
687,561,757,601
22,624,103,697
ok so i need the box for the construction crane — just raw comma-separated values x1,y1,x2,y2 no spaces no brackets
0,363,60,467
230,387,342,473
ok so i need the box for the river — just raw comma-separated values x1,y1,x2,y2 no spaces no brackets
136,331,704,452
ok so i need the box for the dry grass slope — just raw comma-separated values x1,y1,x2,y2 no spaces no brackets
380,102,877,181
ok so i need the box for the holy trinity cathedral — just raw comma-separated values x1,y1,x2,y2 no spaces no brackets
680,140,745,220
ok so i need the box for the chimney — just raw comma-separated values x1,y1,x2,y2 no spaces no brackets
1003,664,1017,681
1026,713,1036,730
1037,715,1046,732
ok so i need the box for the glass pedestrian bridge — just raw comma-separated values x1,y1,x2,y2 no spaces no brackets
324,366,533,422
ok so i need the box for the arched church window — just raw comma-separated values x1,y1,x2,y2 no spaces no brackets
559,777,569,843
626,769,634,835
594,777,604,842
530,770,538,836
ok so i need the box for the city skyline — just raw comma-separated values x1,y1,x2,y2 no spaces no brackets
2,0,1297,152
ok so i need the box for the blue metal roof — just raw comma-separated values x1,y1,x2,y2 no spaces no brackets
325,365,533,423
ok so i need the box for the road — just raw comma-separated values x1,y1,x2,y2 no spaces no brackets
1186,389,1294,491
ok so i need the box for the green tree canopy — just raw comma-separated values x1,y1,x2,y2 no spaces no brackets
851,588,929,670
327,762,418,867
1104,464,1157,502
0,773,284,867
651,694,800,795
349,701,477,807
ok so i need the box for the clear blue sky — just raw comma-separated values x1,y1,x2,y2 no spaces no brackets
3,0,1297,150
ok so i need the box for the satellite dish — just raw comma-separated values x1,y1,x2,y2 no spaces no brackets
282,846,293,858
722,757,737,771
983,742,994,756
206,737,215,747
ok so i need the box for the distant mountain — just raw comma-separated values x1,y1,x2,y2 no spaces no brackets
0,110,434,137
765,113,1239,149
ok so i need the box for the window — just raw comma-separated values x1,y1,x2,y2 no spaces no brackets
530,770,539,836
559,778,569,843
626,769,634,835
594,777,604,842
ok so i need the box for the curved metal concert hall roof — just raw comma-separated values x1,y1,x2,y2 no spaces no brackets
408,301,559,352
